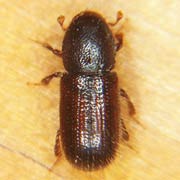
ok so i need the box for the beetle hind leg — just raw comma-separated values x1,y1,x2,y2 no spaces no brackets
54,129,61,156
119,118,129,141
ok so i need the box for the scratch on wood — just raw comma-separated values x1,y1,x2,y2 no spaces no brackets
0,143,62,178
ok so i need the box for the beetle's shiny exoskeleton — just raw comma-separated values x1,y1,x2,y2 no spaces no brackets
40,11,135,171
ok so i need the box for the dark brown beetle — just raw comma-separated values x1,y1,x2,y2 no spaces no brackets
39,11,135,171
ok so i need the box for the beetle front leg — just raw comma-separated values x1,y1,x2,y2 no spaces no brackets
42,43,63,57
30,39,63,57
115,33,123,51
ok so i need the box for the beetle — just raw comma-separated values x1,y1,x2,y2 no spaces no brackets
39,11,135,171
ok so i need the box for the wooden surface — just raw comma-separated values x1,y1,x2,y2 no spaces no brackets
0,0,179,180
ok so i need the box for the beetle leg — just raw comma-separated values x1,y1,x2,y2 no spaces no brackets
120,88,136,116
57,15,67,31
40,72,63,85
42,43,62,57
27,72,63,86
115,33,123,51
54,129,61,156
30,39,62,57
48,130,62,173
120,118,129,141
108,11,123,26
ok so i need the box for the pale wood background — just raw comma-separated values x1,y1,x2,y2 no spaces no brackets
0,0,179,180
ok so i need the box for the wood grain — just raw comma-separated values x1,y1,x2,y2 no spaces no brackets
0,0,179,179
